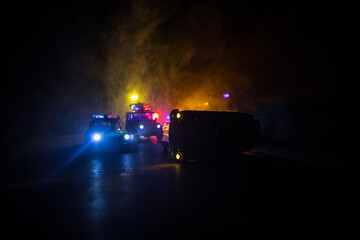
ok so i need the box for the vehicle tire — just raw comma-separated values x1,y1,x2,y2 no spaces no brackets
134,134,140,143
161,141,169,154
156,133,163,141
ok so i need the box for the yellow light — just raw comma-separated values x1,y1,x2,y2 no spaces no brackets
204,102,209,105
176,112,182,119
175,153,182,160
153,113,159,120
131,94,138,102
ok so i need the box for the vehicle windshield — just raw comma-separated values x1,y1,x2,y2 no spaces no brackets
89,120,117,130
128,113,154,121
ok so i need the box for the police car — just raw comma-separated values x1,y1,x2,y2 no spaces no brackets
125,102,163,141
84,114,132,150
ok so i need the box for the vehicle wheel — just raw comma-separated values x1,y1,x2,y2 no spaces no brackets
157,133,163,141
134,134,140,143
161,141,169,154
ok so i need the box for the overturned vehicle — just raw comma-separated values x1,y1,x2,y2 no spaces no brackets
168,109,261,161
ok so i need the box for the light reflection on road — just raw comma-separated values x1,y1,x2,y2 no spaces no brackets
119,153,135,176
88,158,105,227
86,142,182,233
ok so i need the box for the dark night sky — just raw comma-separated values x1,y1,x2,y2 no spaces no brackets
1,0,356,149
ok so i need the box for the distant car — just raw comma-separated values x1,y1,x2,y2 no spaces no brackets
84,114,132,150
125,102,163,141
169,109,261,161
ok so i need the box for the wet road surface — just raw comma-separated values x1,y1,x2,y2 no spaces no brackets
1,136,358,239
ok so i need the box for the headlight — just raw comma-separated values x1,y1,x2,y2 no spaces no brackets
92,134,101,142
176,112,182,119
124,134,130,140
139,124,144,129
157,124,161,129
175,152,182,160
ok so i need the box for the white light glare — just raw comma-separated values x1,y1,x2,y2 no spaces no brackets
124,134,130,140
93,134,101,141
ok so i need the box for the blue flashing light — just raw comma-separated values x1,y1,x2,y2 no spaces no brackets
223,93,230,99
93,114,105,118
166,115,170,120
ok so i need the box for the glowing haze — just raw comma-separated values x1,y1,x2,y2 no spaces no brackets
101,0,235,122
87,0,335,125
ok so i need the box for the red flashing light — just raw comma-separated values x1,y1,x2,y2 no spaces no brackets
143,104,151,111
108,115,118,118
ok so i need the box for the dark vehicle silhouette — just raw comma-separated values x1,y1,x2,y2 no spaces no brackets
125,103,163,141
168,109,261,161
84,114,132,150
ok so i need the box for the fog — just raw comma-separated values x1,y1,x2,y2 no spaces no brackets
83,0,332,124
2,0,354,150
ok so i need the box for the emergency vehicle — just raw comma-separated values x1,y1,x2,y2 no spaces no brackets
125,102,163,141
84,114,132,150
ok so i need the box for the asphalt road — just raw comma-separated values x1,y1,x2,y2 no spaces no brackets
1,136,358,239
